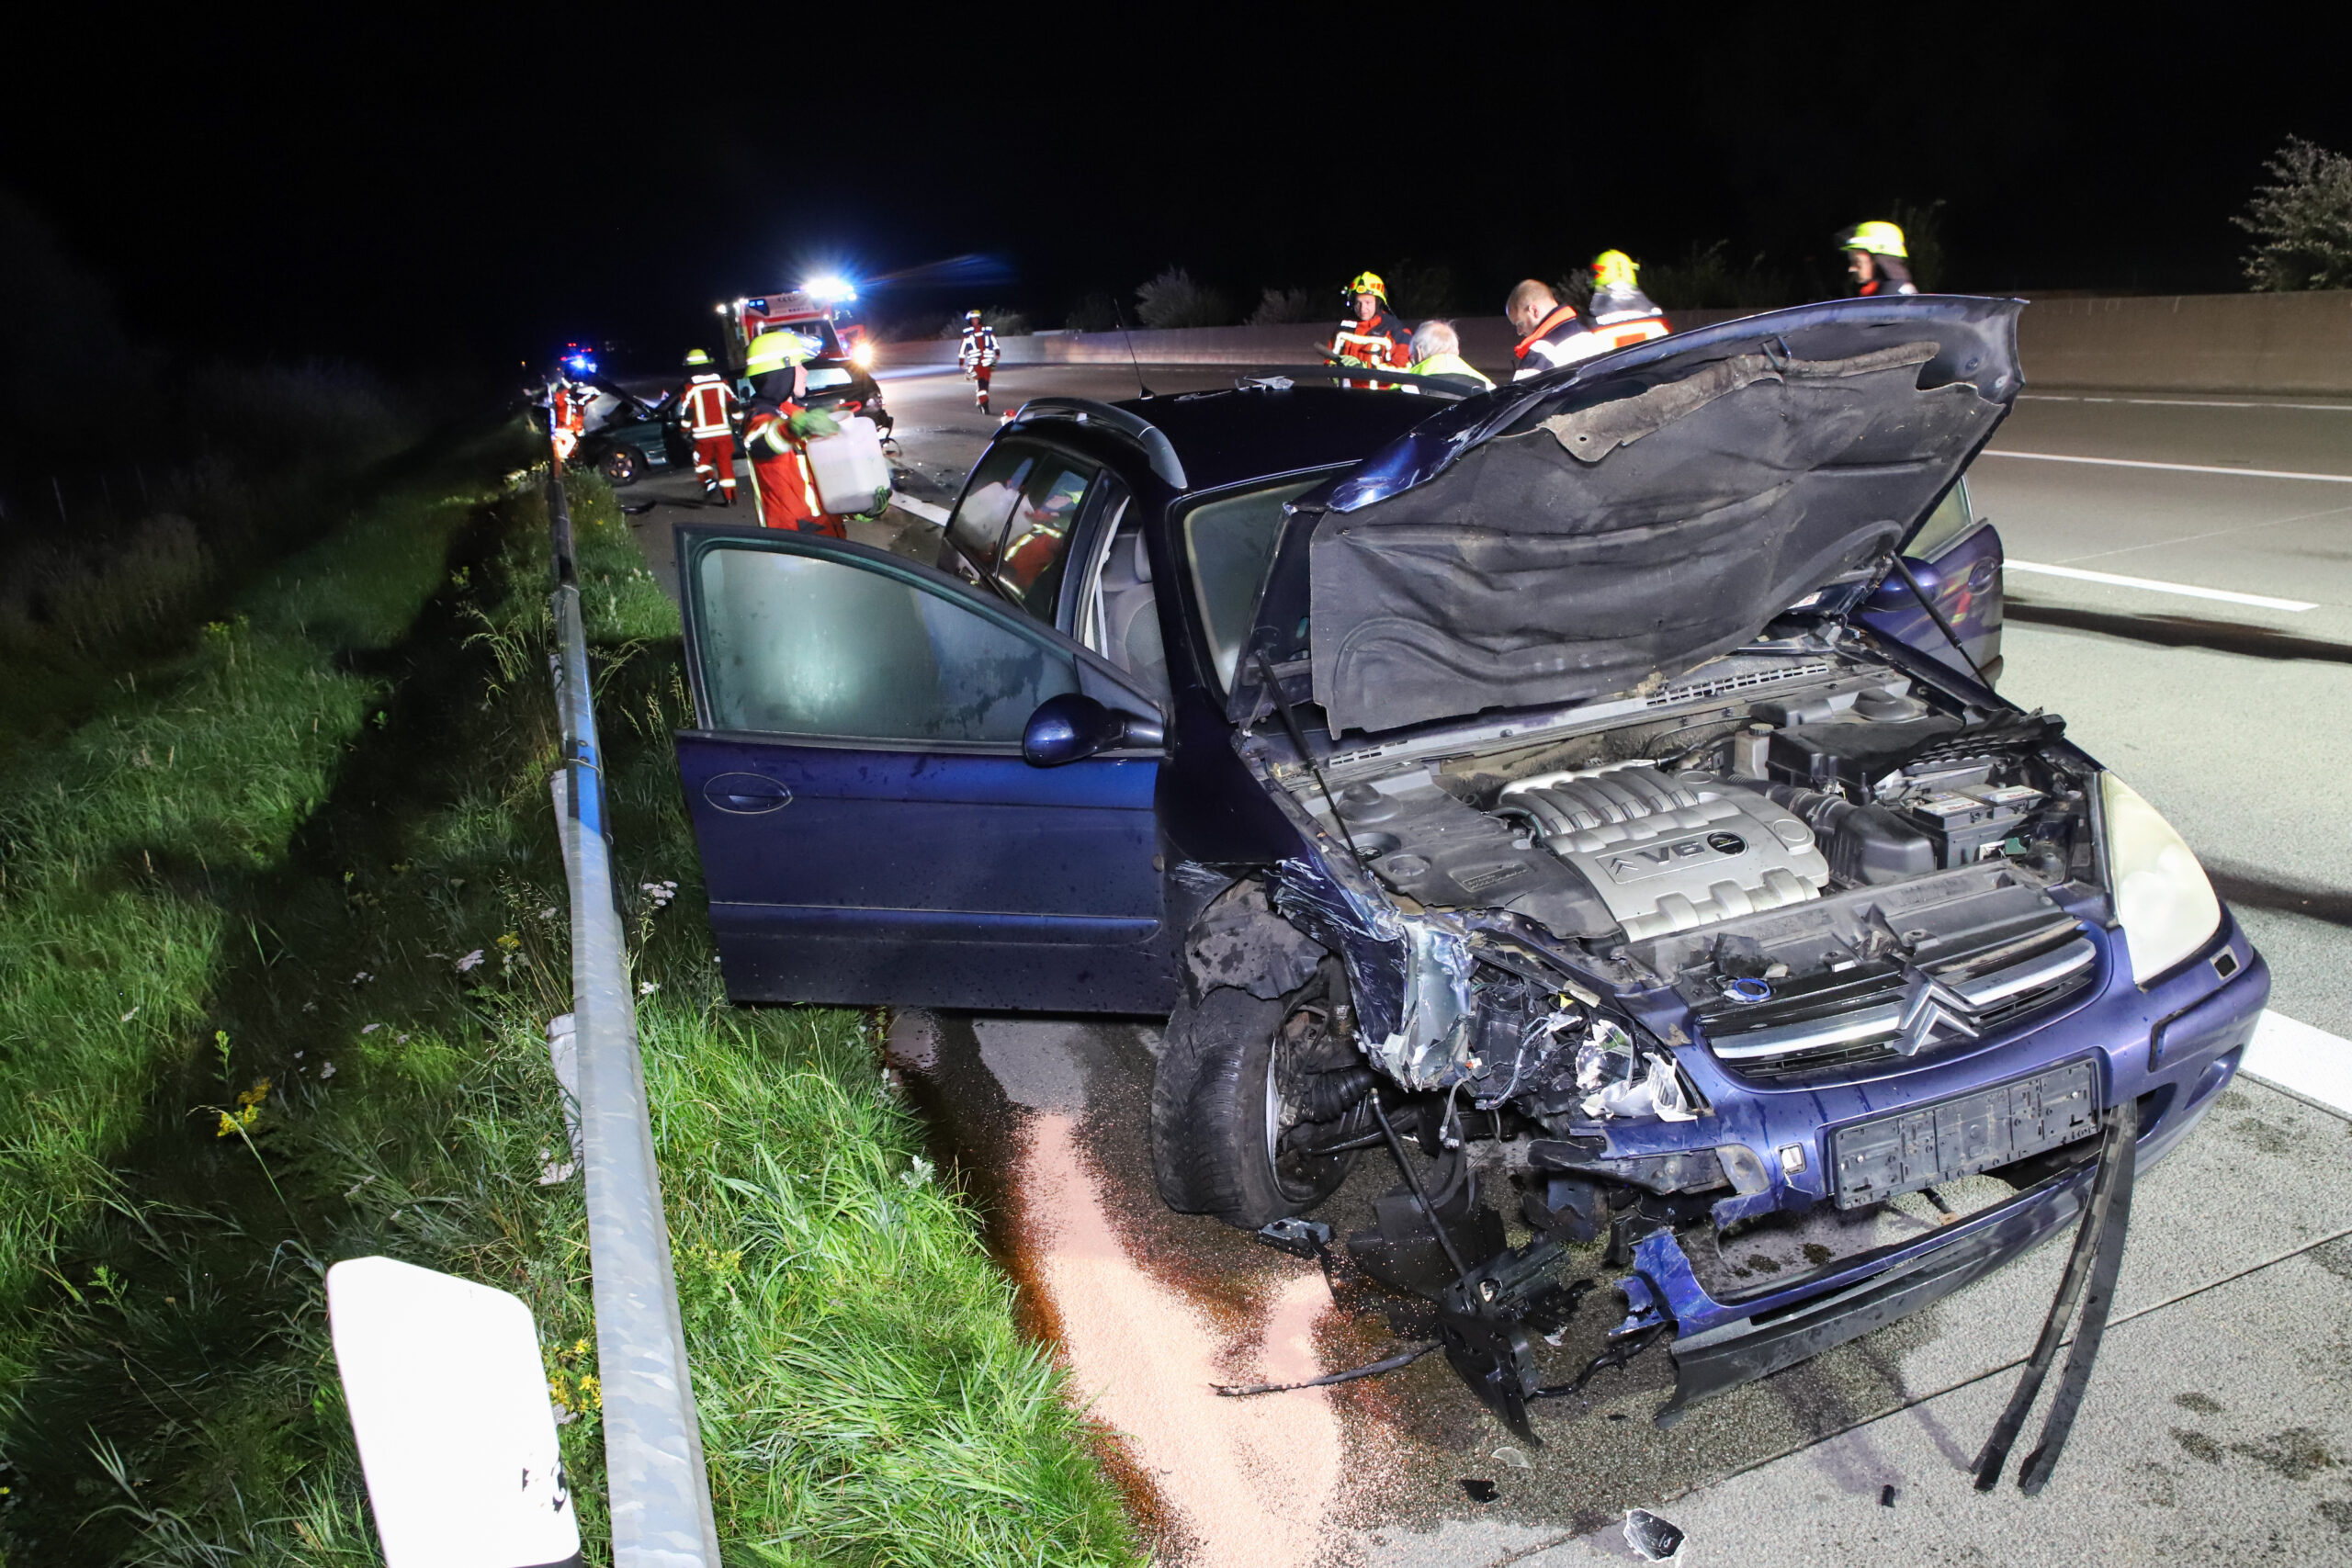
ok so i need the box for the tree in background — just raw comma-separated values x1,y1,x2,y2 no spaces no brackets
1135,267,1233,329
1640,241,1795,312
1886,198,1947,293
1064,292,1124,333
1246,287,1326,325
2235,137,2352,291
1377,258,1460,318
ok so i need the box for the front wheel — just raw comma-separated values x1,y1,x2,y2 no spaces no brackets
1151,972,1371,1229
598,444,643,486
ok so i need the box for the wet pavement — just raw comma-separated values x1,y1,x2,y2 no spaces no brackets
881,1001,2352,1567
615,363,2352,1564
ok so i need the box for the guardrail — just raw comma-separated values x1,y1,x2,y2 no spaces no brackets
545,463,720,1566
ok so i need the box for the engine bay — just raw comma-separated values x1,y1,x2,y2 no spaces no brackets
1271,651,2107,1111
1306,660,2096,952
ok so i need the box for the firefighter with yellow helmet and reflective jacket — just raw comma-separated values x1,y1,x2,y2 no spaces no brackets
1584,250,1672,350
1328,271,1414,388
741,330,843,536
1837,220,1918,296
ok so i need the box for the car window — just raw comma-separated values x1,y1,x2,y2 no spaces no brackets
993,457,1099,618
947,443,1040,574
694,546,1078,743
1183,479,1322,691
1909,476,1978,559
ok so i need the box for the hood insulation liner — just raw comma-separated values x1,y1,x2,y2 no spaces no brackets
1307,302,2018,735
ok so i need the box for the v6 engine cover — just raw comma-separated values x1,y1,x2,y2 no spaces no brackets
1498,762,1828,939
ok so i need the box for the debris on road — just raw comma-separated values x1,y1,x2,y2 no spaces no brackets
1460,1478,1498,1504
1623,1507,1686,1561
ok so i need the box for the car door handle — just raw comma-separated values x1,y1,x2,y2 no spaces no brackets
1969,558,2000,592
703,773,793,814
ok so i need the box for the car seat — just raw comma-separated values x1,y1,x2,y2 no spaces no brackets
1095,529,1169,703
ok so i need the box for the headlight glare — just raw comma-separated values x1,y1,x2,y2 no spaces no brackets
2102,773,2221,986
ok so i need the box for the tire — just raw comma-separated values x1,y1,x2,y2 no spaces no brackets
598,445,642,486
1153,973,1367,1229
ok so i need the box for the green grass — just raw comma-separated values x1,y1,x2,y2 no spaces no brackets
0,461,1137,1566
0,478,483,1371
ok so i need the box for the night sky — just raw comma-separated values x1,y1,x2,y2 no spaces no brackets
6,4,2346,374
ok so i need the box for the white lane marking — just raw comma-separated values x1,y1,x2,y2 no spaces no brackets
1980,450,2352,484
2241,1010,2352,1120
891,492,950,525
2022,394,2352,412
2003,560,2317,612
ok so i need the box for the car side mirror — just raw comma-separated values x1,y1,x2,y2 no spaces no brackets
1022,693,1166,766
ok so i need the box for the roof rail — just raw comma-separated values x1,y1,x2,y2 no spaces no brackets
1005,397,1188,490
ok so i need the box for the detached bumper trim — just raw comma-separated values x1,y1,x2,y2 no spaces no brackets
1652,1149,2097,1427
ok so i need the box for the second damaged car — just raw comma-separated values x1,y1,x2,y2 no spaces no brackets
670,296,2268,1435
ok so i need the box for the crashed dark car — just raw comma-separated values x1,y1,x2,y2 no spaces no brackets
668,297,2268,1435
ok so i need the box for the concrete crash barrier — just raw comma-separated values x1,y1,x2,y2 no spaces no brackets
882,291,2352,396
2014,289,2352,394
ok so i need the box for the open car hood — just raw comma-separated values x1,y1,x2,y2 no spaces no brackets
1274,296,2022,736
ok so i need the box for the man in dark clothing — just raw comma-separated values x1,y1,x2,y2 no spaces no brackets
1837,221,1919,296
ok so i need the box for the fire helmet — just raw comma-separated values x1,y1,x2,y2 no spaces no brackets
684,347,712,367
744,331,816,377
1344,271,1388,303
1835,220,1909,259
1590,250,1639,290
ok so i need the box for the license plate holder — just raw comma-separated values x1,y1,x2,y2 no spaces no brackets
1830,1059,2101,1210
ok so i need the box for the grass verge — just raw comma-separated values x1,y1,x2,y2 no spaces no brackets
0,462,1138,1566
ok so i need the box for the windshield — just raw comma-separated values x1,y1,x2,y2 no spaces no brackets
1183,479,1322,691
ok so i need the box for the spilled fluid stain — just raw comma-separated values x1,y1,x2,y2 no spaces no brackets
1018,1111,1343,1567
889,1011,1346,1565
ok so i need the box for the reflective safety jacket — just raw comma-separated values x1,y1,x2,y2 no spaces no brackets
959,322,1000,370
1405,352,1495,394
741,397,842,537
1584,284,1674,352
1329,309,1414,386
680,372,737,438
1511,303,1599,380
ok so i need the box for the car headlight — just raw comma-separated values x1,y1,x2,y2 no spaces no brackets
850,341,876,368
2101,773,2222,986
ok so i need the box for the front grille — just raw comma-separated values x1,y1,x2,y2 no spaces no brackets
1698,914,2098,1082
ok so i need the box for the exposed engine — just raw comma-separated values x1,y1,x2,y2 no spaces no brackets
1273,660,2102,1103
1496,763,1827,939
1312,671,2086,948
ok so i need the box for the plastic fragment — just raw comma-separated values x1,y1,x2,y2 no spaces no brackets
1492,1445,1532,1470
1460,1478,1498,1503
1880,1483,1897,1506
1623,1508,1685,1562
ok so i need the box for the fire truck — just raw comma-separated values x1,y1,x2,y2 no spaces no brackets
718,288,874,370
717,287,892,439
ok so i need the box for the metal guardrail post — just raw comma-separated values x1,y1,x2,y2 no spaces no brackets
545,462,719,1568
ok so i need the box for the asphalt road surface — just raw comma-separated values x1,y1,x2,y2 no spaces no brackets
616,365,2352,1565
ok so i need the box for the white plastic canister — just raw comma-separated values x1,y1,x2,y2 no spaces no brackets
805,415,890,516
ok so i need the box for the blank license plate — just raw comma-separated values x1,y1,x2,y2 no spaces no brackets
1830,1060,2101,1210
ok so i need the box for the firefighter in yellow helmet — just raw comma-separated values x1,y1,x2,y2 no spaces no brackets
1586,251,1672,350
1836,221,1918,296
1328,271,1413,389
678,347,740,504
741,331,842,536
